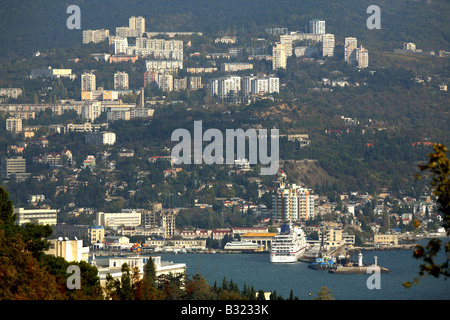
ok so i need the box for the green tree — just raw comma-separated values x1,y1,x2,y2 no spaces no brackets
0,187,16,236
314,286,335,300
105,263,140,300
405,144,450,287
0,229,66,300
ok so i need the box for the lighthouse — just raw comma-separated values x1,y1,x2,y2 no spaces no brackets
358,252,363,267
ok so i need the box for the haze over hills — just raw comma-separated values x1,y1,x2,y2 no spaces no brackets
0,0,449,58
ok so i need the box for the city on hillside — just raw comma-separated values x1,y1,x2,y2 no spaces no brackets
0,9,449,298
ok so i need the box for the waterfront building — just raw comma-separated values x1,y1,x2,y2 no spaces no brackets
374,234,398,246
14,207,58,226
45,238,89,262
96,256,187,288
272,184,315,221
240,232,277,251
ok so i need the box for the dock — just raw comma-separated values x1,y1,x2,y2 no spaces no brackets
329,265,390,274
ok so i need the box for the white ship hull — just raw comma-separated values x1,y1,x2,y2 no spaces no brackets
270,223,307,263
270,246,306,263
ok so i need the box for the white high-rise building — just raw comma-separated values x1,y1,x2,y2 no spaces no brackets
6,118,22,133
129,16,145,35
322,34,335,57
81,102,102,122
272,43,287,70
83,29,110,44
131,38,183,60
114,37,129,55
356,45,369,68
242,75,280,96
81,72,96,92
344,37,358,64
272,184,315,221
114,71,129,90
217,76,241,100
279,35,294,57
157,73,174,92
85,132,116,146
310,19,326,34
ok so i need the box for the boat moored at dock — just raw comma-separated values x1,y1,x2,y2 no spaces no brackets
270,223,307,263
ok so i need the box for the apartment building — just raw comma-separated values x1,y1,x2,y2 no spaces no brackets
85,132,116,146
220,62,253,72
142,209,178,238
272,43,287,70
129,16,145,35
1,156,29,181
114,37,129,55
83,29,109,44
114,71,129,90
145,59,183,72
31,66,75,80
344,37,358,63
356,45,369,68
46,238,90,262
96,210,141,228
322,34,335,57
242,75,279,96
310,19,326,34
128,38,183,60
6,118,22,133
0,88,23,99
81,72,96,92
279,35,294,57
272,184,315,221
14,207,58,226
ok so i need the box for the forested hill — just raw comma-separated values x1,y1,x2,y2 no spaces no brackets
0,0,449,59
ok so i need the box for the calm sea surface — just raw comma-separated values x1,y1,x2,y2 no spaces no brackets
155,241,450,300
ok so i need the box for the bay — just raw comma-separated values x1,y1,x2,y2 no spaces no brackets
158,245,450,300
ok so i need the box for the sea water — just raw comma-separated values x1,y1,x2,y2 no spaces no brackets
158,244,450,300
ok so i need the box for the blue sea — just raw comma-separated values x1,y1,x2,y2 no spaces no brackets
157,243,450,300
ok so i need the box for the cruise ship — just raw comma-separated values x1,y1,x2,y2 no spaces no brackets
270,223,307,263
224,241,263,252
